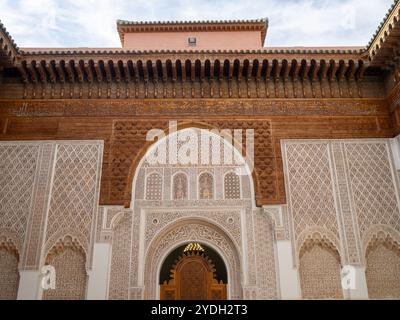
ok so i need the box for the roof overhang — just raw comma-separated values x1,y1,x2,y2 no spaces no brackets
0,20,20,69
367,0,400,67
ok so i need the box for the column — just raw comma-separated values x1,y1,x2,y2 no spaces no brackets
17,271,41,300
276,240,301,299
86,243,112,300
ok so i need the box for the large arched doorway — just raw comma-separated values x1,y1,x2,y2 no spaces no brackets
160,243,227,300
106,126,278,300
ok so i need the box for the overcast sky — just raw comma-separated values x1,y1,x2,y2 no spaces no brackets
0,0,395,48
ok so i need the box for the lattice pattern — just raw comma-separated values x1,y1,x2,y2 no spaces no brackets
45,143,101,252
253,211,278,299
285,143,339,239
109,214,132,300
299,242,343,299
199,172,214,200
0,240,20,300
224,172,241,199
43,237,87,300
145,173,162,200
145,210,242,248
173,173,188,200
331,142,361,264
0,144,39,247
366,239,400,299
344,142,400,237
23,143,55,270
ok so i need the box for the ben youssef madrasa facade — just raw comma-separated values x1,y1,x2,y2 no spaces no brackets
1,1,400,301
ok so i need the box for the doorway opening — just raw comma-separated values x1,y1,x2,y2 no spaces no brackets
159,242,228,300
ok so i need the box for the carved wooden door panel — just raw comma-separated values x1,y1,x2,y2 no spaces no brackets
179,260,208,300
160,253,227,300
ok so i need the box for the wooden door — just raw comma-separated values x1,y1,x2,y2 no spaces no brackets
160,253,227,300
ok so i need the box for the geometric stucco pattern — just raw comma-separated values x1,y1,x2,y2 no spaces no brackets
0,238,20,300
108,212,132,300
23,143,55,270
282,141,340,255
44,142,103,268
43,236,87,300
299,239,343,299
331,142,362,265
344,141,400,248
282,139,400,269
0,143,40,252
253,209,278,299
365,235,400,299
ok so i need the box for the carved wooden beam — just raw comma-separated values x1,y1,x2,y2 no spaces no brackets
237,60,243,82
347,60,357,81
320,60,328,80
181,61,186,82
219,61,224,81
94,62,104,83
161,62,168,82
132,61,140,82
35,62,47,83
292,60,301,80
310,60,320,81
328,60,339,81
356,61,369,81
74,61,84,83
27,62,38,83
114,62,122,83
301,60,310,80
55,61,65,83
191,62,196,82
273,60,282,80
104,61,112,82
16,63,29,83
149,62,156,83
282,60,290,81
123,61,131,83
209,60,215,82
45,61,57,83
65,61,75,83
84,62,94,83
256,60,263,80
265,60,272,80
245,61,253,80
172,61,177,81
337,61,348,81
200,61,205,81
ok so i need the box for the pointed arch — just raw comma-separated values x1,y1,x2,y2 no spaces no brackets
199,172,214,200
145,171,163,200
0,236,20,300
224,171,241,199
365,231,400,299
124,121,259,208
298,233,343,299
172,172,188,200
42,236,87,300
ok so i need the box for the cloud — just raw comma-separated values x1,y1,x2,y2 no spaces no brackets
0,0,395,48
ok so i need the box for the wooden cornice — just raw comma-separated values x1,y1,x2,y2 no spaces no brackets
0,20,20,68
368,0,400,67
15,56,368,85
